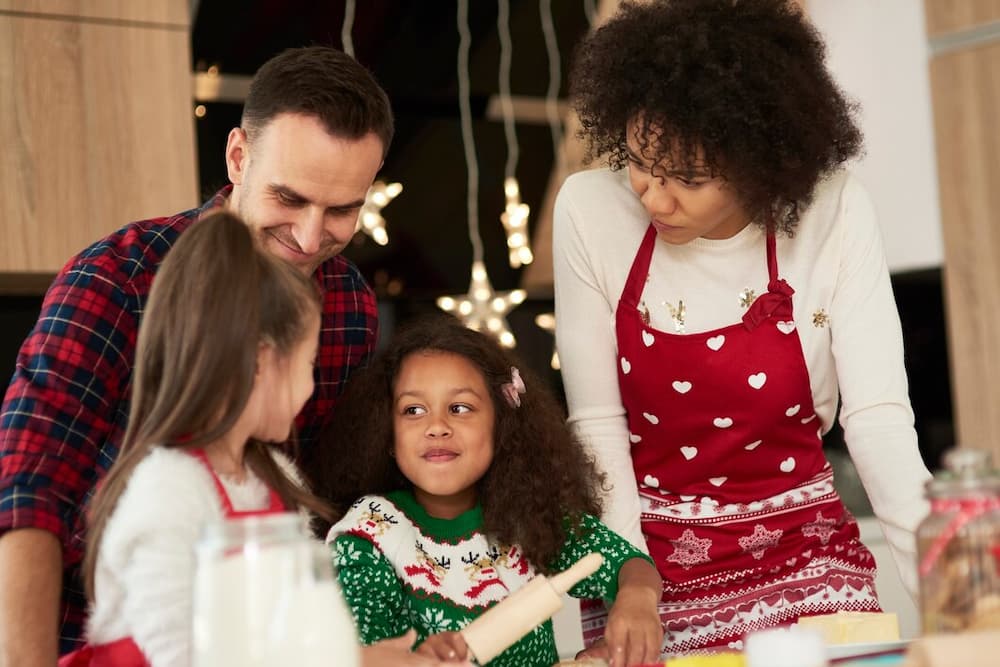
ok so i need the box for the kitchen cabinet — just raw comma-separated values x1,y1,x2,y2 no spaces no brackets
0,0,196,279
926,0,1000,460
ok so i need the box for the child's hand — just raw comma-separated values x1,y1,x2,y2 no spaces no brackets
604,557,664,666
362,630,472,667
414,631,470,663
575,636,610,661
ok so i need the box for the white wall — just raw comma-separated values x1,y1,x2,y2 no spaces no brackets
806,0,944,273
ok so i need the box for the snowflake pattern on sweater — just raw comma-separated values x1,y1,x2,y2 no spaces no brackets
327,490,650,666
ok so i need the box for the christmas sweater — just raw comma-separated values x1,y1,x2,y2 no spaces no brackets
327,490,651,666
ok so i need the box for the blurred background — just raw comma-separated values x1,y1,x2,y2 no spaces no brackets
4,0,998,519
5,0,998,645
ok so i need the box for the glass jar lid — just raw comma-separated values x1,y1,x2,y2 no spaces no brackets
926,448,1000,497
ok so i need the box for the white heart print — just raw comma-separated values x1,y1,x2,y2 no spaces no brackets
680,495,697,501
707,335,726,351
747,372,767,390
744,440,762,451
680,446,698,460
643,412,659,425
672,380,692,394
785,404,801,417
642,331,655,347
713,417,733,428
629,433,642,443
709,476,728,487
780,457,796,473
801,414,816,424
643,474,660,488
776,321,796,334
620,357,631,374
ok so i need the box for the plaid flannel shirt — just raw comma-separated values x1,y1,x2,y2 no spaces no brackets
0,187,378,653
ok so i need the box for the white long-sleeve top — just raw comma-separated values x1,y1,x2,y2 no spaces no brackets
86,447,299,667
552,167,931,596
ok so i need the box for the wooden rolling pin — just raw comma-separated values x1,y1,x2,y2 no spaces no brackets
460,552,605,663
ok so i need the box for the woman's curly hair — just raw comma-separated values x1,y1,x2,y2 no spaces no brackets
304,315,606,574
570,0,862,233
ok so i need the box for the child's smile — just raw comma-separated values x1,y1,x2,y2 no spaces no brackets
422,447,461,463
392,350,495,519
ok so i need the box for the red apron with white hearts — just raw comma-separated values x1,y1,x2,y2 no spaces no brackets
580,225,879,656
58,450,287,667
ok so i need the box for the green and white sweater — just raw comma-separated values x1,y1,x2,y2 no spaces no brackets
327,490,650,666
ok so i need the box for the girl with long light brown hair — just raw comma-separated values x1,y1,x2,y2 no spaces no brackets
61,210,332,666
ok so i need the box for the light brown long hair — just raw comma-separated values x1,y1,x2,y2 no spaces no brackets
84,210,333,600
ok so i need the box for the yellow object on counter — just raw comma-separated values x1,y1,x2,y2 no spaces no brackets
665,653,745,667
797,611,900,645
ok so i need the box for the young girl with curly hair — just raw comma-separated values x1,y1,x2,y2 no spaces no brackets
308,316,662,666
554,0,931,656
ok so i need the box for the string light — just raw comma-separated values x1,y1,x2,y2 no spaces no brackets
497,0,533,268
535,313,560,370
540,0,565,172
357,181,401,246
437,0,525,347
341,0,355,57
341,3,402,248
502,178,533,267
533,1,568,352
438,261,526,348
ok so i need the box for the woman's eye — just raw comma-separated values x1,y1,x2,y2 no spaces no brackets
450,404,472,414
402,405,426,416
678,176,710,189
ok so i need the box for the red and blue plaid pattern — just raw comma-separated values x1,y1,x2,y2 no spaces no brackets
0,187,378,653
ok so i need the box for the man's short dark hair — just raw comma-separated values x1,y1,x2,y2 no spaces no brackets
243,46,394,157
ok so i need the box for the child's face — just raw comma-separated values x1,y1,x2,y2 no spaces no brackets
392,351,495,519
251,312,320,442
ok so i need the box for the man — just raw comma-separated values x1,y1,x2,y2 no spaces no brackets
0,47,452,667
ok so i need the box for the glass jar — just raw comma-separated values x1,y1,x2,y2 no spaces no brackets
192,512,359,667
917,448,1000,634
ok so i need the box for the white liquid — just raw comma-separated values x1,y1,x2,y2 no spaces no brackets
192,542,359,667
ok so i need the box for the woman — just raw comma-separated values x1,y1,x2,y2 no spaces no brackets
553,0,931,656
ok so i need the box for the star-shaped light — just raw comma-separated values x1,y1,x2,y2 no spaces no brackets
500,178,533,268
535,312,560,369
356,180,402,246
436,260,525,347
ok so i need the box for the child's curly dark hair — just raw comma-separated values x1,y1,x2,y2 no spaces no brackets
570,0,862,234
304,315,606,574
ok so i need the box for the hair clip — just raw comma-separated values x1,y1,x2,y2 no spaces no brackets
501,367,526,408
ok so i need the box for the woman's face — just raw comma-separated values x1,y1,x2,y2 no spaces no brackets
392,351,495,519
625,120,751,245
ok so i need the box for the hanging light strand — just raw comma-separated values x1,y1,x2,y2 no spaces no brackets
341,0,356,58
498,0,518,182
343,1,402,247
437,0,525,347
540,0,564,172
457,0,483,264
498,0,533,268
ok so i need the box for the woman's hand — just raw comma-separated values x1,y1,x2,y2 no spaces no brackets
603,558,663,666
362,630,471,667
413,630,471,663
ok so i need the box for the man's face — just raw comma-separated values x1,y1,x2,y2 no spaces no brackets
225,113,385,275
